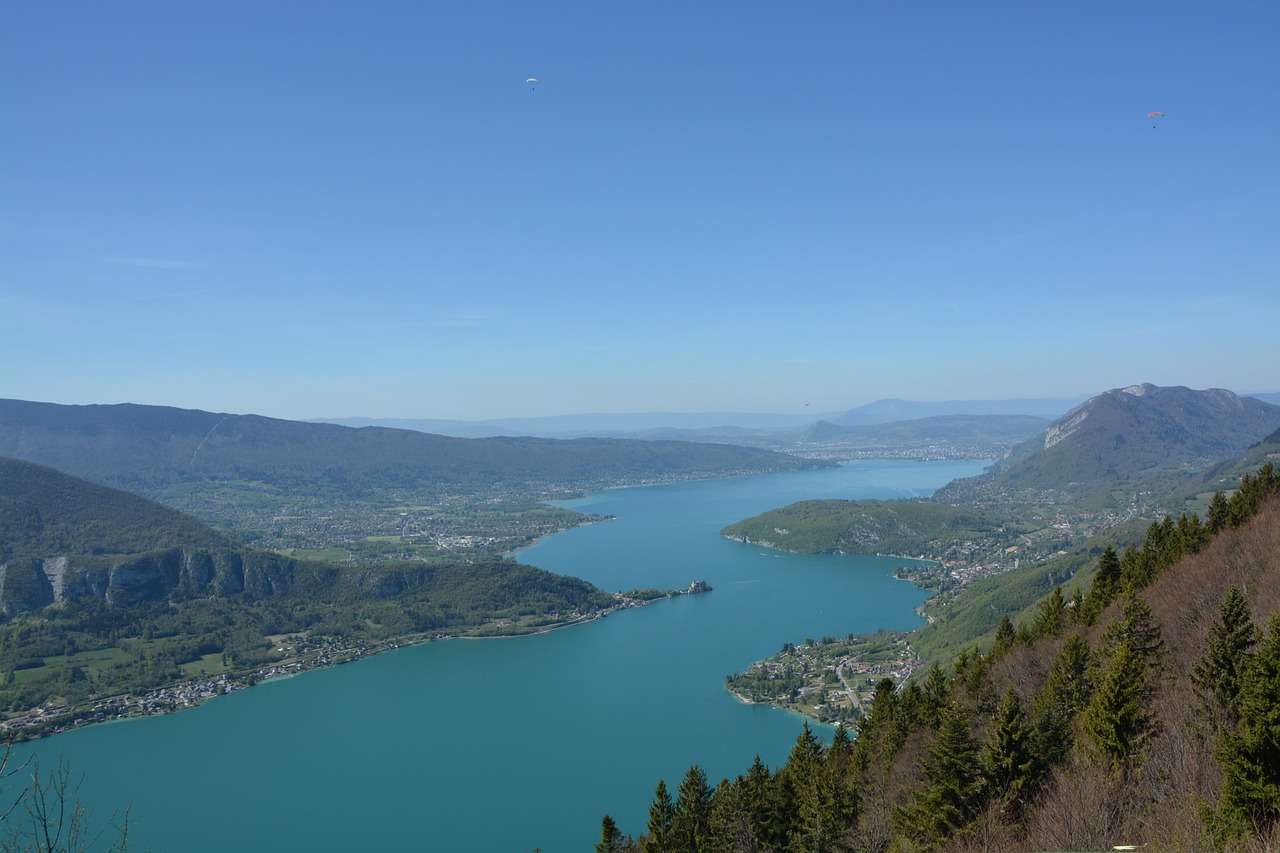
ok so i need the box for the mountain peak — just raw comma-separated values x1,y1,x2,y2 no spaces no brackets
947,384,1280,506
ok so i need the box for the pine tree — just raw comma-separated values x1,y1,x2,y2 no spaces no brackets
1098,594,1165,674
1191,585,1257,729
851,678,906,777
1032,586,1067,639
1207,491,1231,533
1082,636,1157,769
644,779,676,852
1176,512,1208,554
598,815,632,852
981,686,1037,820
767,725,823,850
789,725,857,853
1117,545,1145,595
1214,613,1280,840
894,702,984,848
957,646,995,714
706,778,758,853
1081,546,1121,624
743,753,773,834
1029,633,1091,769
918,664,949,730
670,765,713,852
991,615,1017,657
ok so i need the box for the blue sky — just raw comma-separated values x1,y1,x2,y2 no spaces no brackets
3,1,1277,420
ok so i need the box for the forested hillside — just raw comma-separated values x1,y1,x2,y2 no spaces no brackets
596,465,1280,852
937,384,1280,508
0,458,231,562
0,399,826,496
0,462,626,738
721,500,1014,558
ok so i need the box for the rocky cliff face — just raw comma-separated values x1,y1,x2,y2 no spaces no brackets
0,547,304,613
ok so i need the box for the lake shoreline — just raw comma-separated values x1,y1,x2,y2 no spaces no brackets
1,582,710,743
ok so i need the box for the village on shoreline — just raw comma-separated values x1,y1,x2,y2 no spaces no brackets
2,582,712,742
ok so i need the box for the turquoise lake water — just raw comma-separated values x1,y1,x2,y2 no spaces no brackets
6,459,987,852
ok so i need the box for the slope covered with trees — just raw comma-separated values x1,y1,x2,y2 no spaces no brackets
0,461,628,738
937,384,1280,508
0,458,231,562
0,399,826,497
596,465,1280,852
721,500,1015,558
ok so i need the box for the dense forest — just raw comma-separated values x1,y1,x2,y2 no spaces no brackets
596,464,1280,852
0,458,232,562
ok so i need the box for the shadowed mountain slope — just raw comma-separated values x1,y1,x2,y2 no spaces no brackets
0,399,827,496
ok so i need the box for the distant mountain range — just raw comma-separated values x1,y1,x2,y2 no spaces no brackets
311,411,826,438
311,390,1279,438
833,396,1091,425
800,414,1050,447
0,399,825,496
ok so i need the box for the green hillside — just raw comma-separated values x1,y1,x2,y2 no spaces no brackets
0,457,231,562
0,459,635,738
0,399,827,496
941,384,1280,507
721,499,1014,557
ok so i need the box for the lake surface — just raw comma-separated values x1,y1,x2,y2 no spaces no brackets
7,459,986,852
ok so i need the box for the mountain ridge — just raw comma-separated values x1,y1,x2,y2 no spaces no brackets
0,399,827,496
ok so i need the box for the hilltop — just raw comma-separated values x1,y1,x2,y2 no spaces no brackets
0,457,232,562
937,384,1280,509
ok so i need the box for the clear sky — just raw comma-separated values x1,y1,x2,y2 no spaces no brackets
3,1,1277,420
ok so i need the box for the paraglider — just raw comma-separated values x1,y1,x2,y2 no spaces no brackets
1147,110,1165,128
525,77,539,90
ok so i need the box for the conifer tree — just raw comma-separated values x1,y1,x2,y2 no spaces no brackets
743,754,773,833
789,725,857,853
851,678,906,776
1207,491,1231,533
957,646,995,714
1029,633,1091,769
644,779,676,852
918,664,949,730
1214,613,1280,840
1098,594,1165,674
1082,636,1157,769
706,778,758,853
894,702,984,848
1067,587,1085,624
991,615,1017,657
1191,585,1257,729
598,815,632,852
670,765,713,852
1032,586,1067,639
1117,545,1145,595
1176,512,1208,554
981,686,1037,820
1081,546,1121,624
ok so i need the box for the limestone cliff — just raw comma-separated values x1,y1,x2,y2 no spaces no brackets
0,547,306,612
